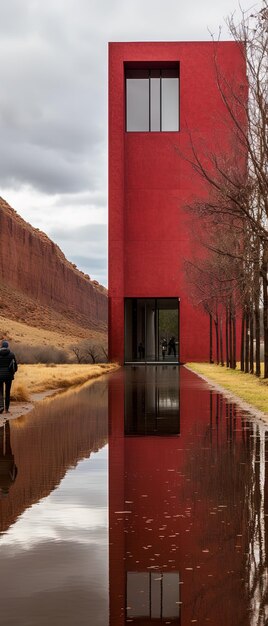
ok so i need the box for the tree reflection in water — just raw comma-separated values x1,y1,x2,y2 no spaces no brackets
192,392,268,626
246,422,268,626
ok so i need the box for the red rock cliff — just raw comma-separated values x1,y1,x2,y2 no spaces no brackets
0,198,107,329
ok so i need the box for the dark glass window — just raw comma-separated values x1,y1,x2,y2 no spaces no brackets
127,572,180,619
126,67,179,132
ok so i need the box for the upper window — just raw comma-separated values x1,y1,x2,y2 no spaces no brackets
126,67,179,132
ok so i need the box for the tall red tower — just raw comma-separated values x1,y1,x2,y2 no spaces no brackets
108,42,245,365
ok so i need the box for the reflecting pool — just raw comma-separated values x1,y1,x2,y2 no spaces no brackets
0,381,109,626
0,366,267,625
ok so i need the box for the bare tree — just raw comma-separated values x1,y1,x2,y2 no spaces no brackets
83,344,100,364
183,1,268,377
185,227,244,369
71,345,85,363
100,345,108,361
70,341,108,364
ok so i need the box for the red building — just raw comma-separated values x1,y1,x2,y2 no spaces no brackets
108,42,245,364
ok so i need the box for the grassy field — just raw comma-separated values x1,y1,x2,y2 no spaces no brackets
187,362,268,415
11,363,119,401
0,315,107,352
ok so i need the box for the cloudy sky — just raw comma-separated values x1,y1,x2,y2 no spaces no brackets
0,0,257,286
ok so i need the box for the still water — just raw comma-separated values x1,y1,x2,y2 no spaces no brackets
0,366,267,625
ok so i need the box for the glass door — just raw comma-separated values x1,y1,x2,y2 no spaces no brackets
125,298,179,363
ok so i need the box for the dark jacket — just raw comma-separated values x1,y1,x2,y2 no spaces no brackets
0,348,18,382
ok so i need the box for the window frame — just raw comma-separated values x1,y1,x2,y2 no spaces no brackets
125,64,180,133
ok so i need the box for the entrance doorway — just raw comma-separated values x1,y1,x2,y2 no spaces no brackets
124,298,179,363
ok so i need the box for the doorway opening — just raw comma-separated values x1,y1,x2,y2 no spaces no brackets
124,298,179,363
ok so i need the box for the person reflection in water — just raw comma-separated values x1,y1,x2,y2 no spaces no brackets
0,420,17,498
0,340,18,414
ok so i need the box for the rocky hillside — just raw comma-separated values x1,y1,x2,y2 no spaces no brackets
0,197,107,335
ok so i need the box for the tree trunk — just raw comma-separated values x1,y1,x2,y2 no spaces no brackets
232,313,236,369
214,315,219,365
245,307,250,374
229,309,233,369
245,307,249,374
226,306,229,368
249,308,254,374
209,313,213,363
240,309,245,372
220,316,224,366
254,302,261,377
253,257,261,378
262,255,268,379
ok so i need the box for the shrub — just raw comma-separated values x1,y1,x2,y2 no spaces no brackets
10,342,70,364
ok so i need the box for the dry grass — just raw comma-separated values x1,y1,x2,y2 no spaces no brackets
11,383,30,402
187,362,268,414
0,315,107,352
11,363,119,400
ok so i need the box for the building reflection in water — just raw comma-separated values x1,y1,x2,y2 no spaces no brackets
125,366,180,436
109,366,181,626
125,367,180,621
109,366,268,626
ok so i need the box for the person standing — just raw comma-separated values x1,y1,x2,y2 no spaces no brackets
161,338,167,360
168,336,176,358
0,341,18,414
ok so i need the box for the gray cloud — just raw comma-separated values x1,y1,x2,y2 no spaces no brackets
0,144,100,193
48,223,107,283
53,191,107,209
46,234,107,283
50,224,107,242
71,255,107,271
0,0,107,194
68,252,107,285
0,0,255,194
0,0,258,285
